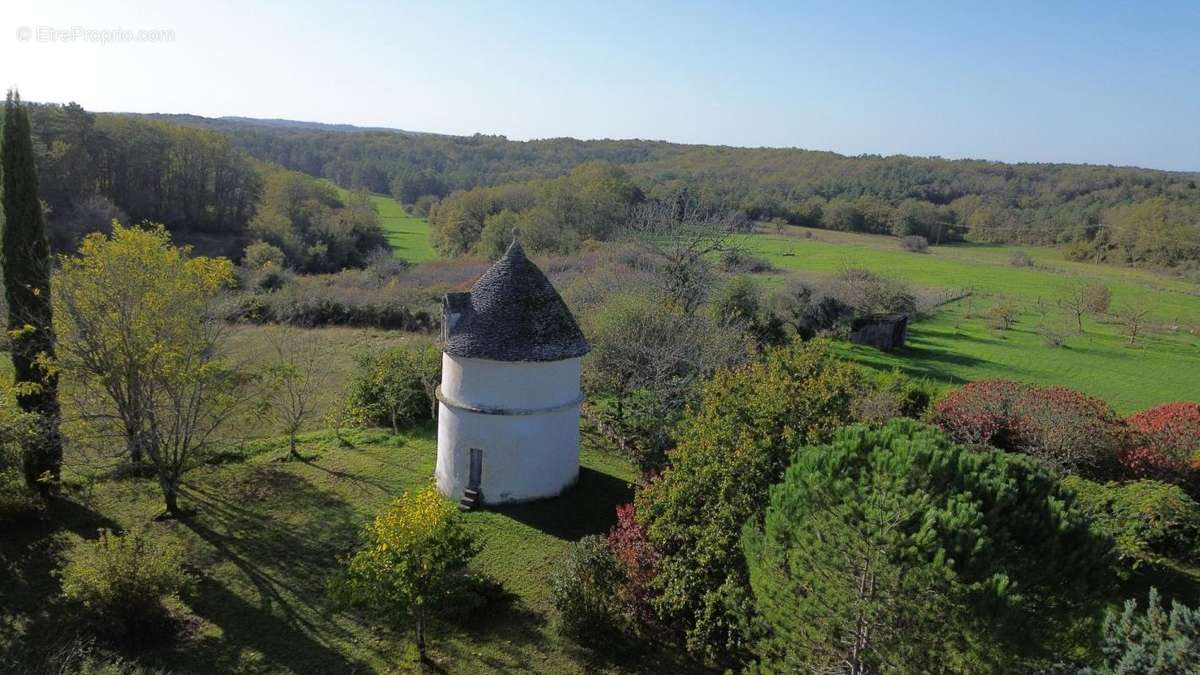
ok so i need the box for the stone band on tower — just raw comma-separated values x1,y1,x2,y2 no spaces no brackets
435,239,589,506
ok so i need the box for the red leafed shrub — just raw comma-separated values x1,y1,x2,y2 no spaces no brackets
607,503,660,632
1128,402,1200,455
933,380,1128,477
1124,402,1200,483
1118,446,1188,482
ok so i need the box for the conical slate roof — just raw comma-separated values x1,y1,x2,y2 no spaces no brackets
441,240,590,362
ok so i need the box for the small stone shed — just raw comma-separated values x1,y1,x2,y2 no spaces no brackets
849,313,909,350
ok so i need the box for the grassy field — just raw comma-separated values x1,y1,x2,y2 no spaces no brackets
365,194,436,264
1,427,701,674
1,325,696,674
743,226,1200,413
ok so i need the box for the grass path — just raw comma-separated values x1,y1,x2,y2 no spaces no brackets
324,181,436,263
365,194,436,263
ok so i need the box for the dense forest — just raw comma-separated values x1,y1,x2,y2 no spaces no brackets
10,103,1200,272
145,111,1200,268
10,104,385,270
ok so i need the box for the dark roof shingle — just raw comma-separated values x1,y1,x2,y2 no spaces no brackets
441,240,589,362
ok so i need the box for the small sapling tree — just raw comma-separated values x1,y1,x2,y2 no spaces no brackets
262,326,332,459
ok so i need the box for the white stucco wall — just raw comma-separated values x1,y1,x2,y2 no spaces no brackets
435,354,583,504
439,355,581,411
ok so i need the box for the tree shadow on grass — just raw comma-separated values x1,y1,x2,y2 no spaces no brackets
0,499,121,674
490,466,634,541
433,606,546,673
170,470,378,673
177,575,368,674
852,338,990,386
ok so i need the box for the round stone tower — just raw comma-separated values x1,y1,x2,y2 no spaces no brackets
435,238,589,507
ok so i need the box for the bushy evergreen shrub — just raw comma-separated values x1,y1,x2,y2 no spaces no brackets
1090,588,1200,674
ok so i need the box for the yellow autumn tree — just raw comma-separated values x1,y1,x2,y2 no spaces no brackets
340,485,480,664
54,222,245,515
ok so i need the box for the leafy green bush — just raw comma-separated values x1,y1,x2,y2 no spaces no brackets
242,241,286,270
345,344,441,433
549,535,626,643
1063,476,1200,569
636,340,862,661
59,530,188,640
851,367,938,425
743,420,1113,673
1089,588,1200,674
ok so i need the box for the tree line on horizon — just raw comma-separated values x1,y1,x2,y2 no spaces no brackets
9,102,1200,274
152,107,1200,270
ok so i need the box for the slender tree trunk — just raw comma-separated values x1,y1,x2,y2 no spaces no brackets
415,614,427,663
160,475,180,516
289,432,300,459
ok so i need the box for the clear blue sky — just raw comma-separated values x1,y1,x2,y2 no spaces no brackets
3,0,1198,170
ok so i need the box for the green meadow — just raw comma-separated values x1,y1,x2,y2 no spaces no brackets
742,226,1200,413
366,193,437,264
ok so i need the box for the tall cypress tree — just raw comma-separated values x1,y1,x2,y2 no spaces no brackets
2,89,62,495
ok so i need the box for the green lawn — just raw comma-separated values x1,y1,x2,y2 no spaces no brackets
366,194,436,264
743,226,1200,412
1,428,698,674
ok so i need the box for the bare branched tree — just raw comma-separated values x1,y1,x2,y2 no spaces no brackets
582,293,748,472
1058,284,1089,334
1115,302,1153,346
262,326,333,459
622,198,744,316
1058,282,1114,335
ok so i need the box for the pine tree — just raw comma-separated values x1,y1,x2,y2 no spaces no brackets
2,89,62,495
742,420,1115,672
1094,588,1200,674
